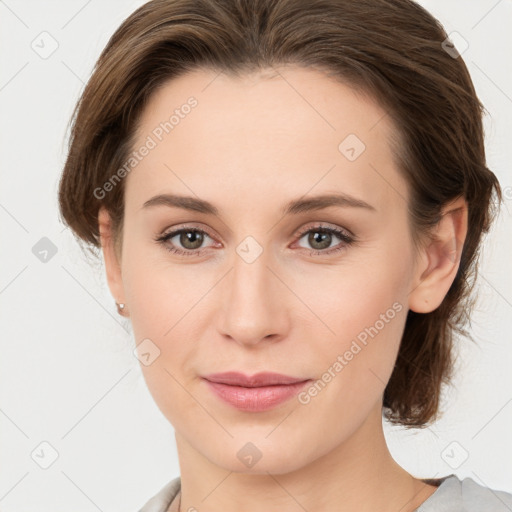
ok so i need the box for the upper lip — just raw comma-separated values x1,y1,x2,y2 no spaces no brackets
203,372,310,387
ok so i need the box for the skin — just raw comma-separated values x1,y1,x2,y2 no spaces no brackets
99,65,468,512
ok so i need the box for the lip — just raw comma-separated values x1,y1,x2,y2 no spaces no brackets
203,371,308,387
202,372,311,412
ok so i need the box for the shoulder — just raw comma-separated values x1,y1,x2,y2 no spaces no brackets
418,474,512,512
460,477,512,511
138,476,181,512
135,474,512,512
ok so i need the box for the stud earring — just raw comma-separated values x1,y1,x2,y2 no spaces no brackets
116,302,126,315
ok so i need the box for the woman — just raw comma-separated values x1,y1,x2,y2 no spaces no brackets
58,0,512,510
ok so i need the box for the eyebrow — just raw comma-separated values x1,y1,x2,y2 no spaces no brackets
142,192,376,215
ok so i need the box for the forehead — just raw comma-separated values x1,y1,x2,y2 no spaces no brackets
127,65,407,216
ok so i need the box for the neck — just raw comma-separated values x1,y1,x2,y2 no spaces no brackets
173,404,437,512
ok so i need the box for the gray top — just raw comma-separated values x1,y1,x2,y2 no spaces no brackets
138,474,512,512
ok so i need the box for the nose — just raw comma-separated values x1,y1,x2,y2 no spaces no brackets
216,244,290,347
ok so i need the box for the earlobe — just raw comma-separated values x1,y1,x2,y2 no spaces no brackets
98,207,127,316
408,197,468,314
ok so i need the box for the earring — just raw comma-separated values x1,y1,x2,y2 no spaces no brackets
116,301,126,315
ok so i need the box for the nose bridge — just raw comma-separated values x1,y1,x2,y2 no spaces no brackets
217,234,286,345
232,235,269,298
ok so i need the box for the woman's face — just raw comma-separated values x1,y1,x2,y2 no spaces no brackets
111,66,423,473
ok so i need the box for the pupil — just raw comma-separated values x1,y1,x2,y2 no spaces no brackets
181,231,203,249
310,231,331,250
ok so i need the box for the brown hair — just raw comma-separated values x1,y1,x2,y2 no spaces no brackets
58,0,502,427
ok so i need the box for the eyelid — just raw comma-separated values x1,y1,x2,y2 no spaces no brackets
158,222,352,242
294,221,355,239
160,222,218,242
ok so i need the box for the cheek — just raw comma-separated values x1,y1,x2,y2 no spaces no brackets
289,276,407,444
307,273,406,379
123,255,200,426
291,243,410,400
121,232,186,337
120,236,207,410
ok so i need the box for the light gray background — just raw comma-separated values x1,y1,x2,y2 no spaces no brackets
1,0,511,510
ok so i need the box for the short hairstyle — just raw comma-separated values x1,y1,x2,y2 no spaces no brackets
58,0,502,427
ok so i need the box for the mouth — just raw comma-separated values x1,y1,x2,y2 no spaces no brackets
202,372,312,412
203,371,309,387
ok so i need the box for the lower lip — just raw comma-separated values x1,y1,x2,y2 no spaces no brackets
203,379,311,412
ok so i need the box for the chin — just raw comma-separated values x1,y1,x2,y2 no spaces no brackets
196,433,318,475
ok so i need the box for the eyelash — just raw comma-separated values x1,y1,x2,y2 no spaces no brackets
154,223,356,257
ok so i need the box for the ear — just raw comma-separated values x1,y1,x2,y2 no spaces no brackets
408,196,468,313
98,207,127,315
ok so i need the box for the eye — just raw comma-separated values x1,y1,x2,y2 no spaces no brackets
155,223,356,257
294,224,356,256
155,226,217,257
